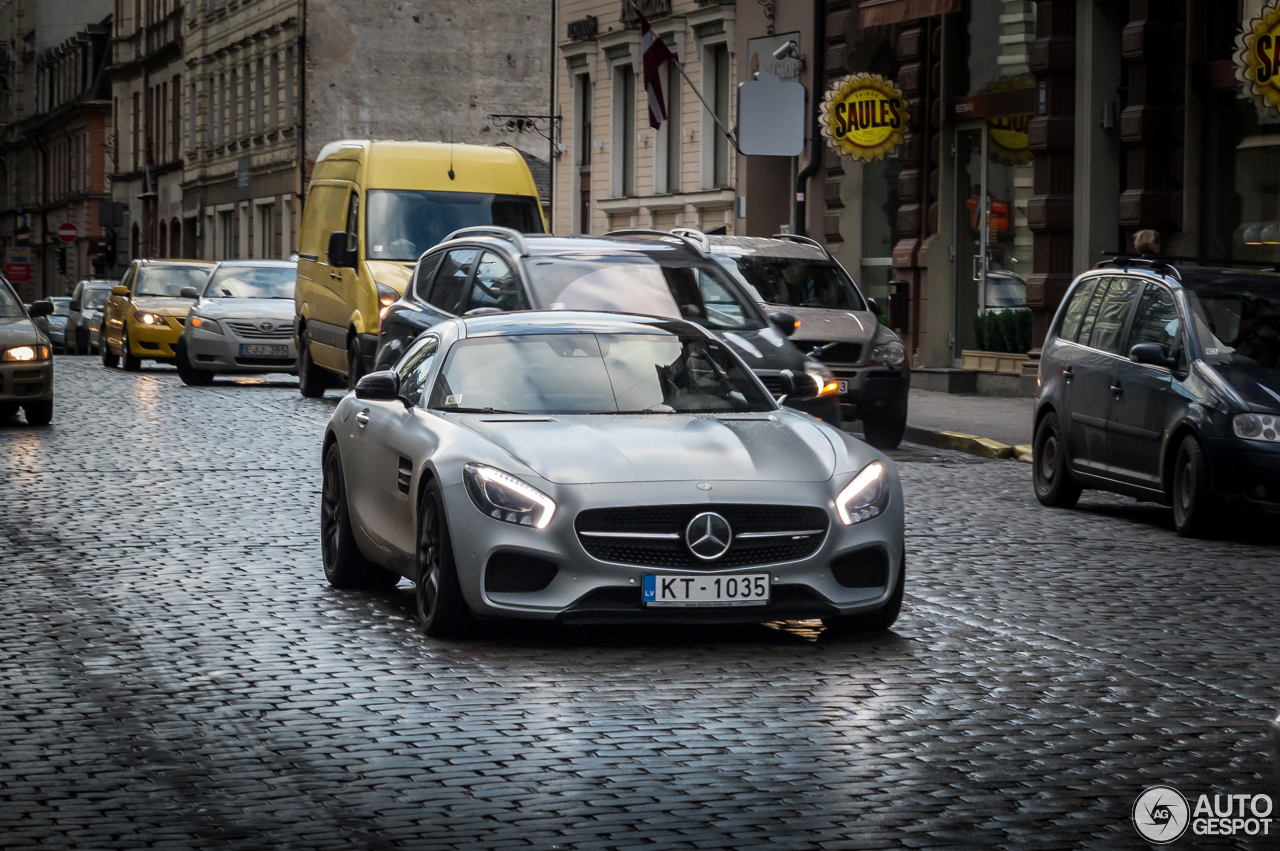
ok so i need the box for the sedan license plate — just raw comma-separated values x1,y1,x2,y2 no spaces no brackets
239,344,288,357
642,573,770,607
837,380,849,394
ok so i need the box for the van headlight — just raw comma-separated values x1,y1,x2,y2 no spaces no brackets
835,461,890,525
463,463,557,528
376,282,399,319
1234,413,1279,443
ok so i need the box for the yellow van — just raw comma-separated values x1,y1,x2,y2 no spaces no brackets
293,140,544,396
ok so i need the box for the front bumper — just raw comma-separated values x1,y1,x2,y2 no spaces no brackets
441,475,905,624
187,322,298,373
1204,435,1280,512
128,317,184,359
0,359,54,403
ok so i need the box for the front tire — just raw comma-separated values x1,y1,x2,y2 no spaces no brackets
174,338,214,386
415,481,473,638
320,443,400,590
1033,412,1081,508
22,400,53,426
863,413,907,450
121,328,142,372
1172,433,1217,538
346,337,366,391
297,332,327,398
823,556,906,634
74,327,88,355
101,332,118,368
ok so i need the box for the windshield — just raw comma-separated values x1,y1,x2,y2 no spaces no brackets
1186,289,1280,371
203,265,297,299
526,255,763,331
135,266,211,297
366,189,544,261
429,332,775,415
717,256,866,311
0,281,22,318
83,288,112,310
49,297,71,316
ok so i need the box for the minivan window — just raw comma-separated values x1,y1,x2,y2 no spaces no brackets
1086,277,1142,353
1186,288,1280,371
365,190,544,261
1058,278,1097,342
427,249,479,313
1128,285,1182,353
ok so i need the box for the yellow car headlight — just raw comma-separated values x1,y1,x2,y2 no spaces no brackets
2,344,50,362
133,311,167,326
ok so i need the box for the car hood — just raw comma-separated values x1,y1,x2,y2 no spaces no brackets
195,298,297,321
131,296,195,317
0,315,44,347
364,260,415,295
455,412,837,484
780,305,879,346
1213,363,1280,413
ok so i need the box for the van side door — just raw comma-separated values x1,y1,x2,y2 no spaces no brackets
296,183,353,371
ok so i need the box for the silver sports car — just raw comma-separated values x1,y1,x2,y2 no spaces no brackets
321,311,905,637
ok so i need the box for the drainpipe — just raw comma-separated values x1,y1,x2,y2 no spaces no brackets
793,0,826,238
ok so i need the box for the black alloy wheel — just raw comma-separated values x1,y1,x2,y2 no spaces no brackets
174,338,214,386
346,337,366,391
1172,433,1217,538
298,333,326,398
822,555,906,635
121,328,142,372
415,481,473,638
1032,412,1082,508
101,331,118,368
863,413,907,450
320,443,400,590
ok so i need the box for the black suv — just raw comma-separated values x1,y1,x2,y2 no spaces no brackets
1033,257,1280,536
374,228,843,425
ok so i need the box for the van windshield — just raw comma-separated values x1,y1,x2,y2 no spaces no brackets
365,189,544,261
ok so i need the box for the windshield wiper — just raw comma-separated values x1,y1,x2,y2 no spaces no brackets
436,406,529,415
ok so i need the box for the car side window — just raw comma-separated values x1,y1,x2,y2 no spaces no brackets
396,336,440,407
461,251,525,314
1058,279,1098,342
1086,277,1142,354
696,269,749,328
344,192,359,253
426,249,479,314
413,252,446,303
1128,284,1184,365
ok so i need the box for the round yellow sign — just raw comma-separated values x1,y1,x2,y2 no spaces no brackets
820,74,907,162
1236,1,1280,114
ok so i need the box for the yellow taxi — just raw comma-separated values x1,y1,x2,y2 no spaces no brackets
101,259,214,371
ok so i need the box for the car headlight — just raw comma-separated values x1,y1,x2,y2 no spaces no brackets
870,339,906,366
1,345,50,362
1234,413,1280,443
804,363,840,397
133,311,167,326
376,282,399,319
463,463,557,529
835,461,890,525
190,315,223,334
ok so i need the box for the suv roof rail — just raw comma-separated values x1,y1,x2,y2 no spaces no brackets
669,227,711,254
441,226,529,256
771,233,833,259
604,228,709,257
1097,251,1280,278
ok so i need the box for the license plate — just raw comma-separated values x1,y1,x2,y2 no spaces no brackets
642,573,770,607
239,344,288,357
837,380,849,394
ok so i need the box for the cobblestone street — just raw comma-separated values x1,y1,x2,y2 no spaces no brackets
2,356,1278,849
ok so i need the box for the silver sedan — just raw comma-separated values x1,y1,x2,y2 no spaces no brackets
177,260,297,385
321,311,906,638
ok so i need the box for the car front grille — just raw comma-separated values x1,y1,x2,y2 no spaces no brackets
575,504,828,568
226,321,293,340
801,341,863,365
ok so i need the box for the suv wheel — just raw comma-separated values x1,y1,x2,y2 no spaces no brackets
346,337,366,391
1172,433,1217,538
1033,412,1082,508
863,413,907,450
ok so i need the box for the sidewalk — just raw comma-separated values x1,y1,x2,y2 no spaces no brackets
903,389,1036,461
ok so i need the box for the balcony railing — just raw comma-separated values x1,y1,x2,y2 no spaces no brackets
621,0,671,27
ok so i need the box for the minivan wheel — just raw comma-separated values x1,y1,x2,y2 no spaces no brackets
346,337,366,391
320,444,400,590
1033,412,1082,508
298,334,327,398
1172,433,1217,538
415,481,474,638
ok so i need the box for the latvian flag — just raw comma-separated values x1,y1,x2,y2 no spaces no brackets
636,5,676,130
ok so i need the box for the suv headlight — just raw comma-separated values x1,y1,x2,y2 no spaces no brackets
870,339,906,366
376,282,399,319
835,461,890,525
133,311,167,326
190,315,223,334
2,345,50,362
1234,413,1280,443
804,362,840,396
463,463,556,528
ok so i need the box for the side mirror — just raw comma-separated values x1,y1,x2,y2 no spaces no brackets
179,287,200,300
776,369,817,401
768,311,799,337
112,285,129,296
69,300,81,312
866,297,881,318
28,300,54,318
1129,342,1176,369
354,370,402,402
327,231,357,269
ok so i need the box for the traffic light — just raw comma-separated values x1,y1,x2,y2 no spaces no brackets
56,245,68,275
96,228,117,270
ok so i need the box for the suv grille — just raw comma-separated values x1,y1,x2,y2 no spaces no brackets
802,341,863,365
226,320,293,340
575,504,828,568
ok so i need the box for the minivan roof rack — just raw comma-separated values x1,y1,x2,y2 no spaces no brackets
1098,251,1278,276
604,228,709,257
771,233,833,259
669,227,711,255
442,226,528,256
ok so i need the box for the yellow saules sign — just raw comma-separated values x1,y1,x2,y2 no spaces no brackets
820,74,907,162
1237,0,1280,115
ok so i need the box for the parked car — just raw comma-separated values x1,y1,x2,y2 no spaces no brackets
1033,258,1280,536
323,310,904,637
373,228,842,425
293,140,546,395
101,259,215,371
0,277,54,425
175,260,298,385
67,280,116,354
30,297,71,353
683,230,909,448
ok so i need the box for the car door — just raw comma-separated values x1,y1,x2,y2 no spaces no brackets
458,251,529,315
348,336,441,563
297,183,354,371
336,190,363,371
104,264,136,351
1107,283,1185,489
1061,277,1133,474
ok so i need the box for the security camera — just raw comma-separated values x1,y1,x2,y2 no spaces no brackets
772,40,799,60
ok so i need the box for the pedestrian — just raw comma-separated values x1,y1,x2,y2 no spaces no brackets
1134,229,1161,255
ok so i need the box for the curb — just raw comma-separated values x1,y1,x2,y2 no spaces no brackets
904,425,1033,464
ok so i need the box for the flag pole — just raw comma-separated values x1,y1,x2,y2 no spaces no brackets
669,59,741,154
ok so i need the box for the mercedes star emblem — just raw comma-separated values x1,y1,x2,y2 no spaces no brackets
685,512,732,561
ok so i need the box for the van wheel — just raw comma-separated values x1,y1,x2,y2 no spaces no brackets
101,333,118,368
347,337,366,391
121,329,142,372
320,443,400,590
1033,412,1081,508
298,333,327,398
1172,434,1218,538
